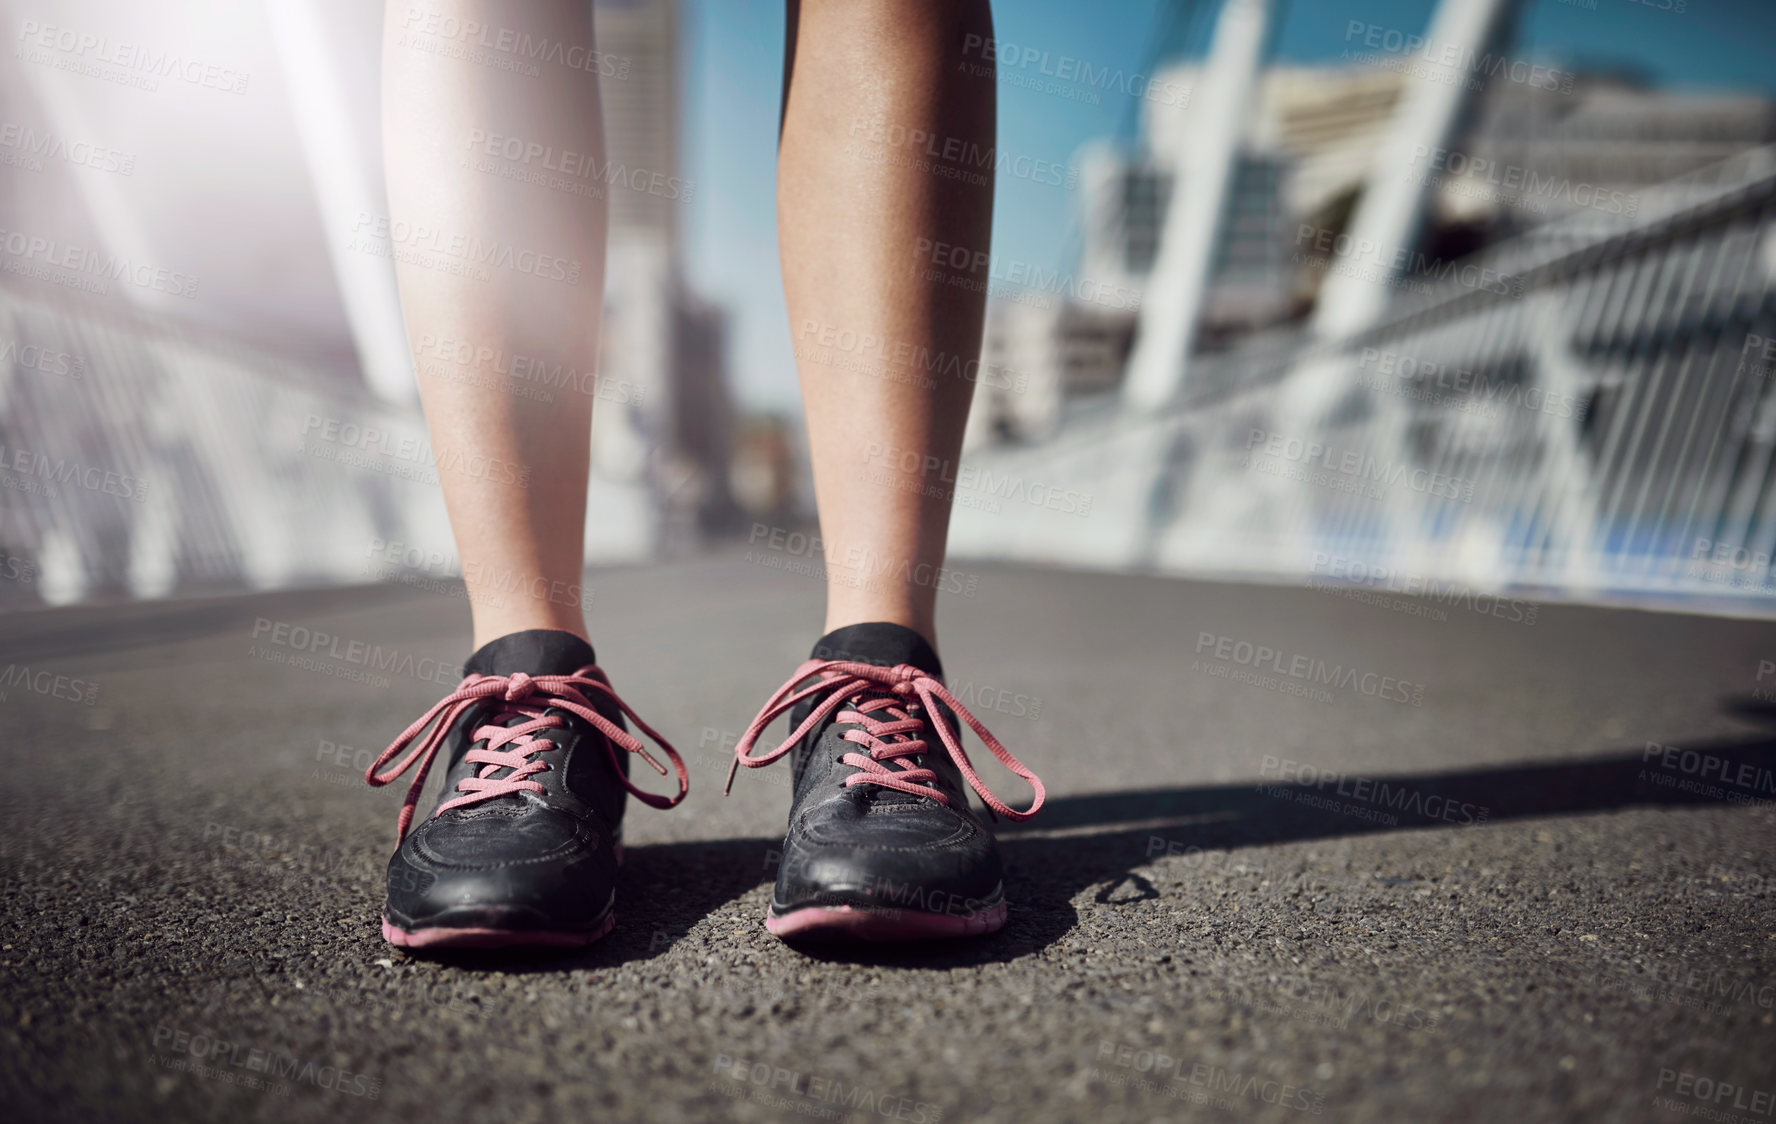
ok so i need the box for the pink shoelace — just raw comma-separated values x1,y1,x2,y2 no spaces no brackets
366,665,689,840
724,659,1045,822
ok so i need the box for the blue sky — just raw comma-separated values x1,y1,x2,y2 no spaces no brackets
681,0,1776,411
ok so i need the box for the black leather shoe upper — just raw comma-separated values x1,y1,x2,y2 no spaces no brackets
383,630,632,934
771,624,1006,917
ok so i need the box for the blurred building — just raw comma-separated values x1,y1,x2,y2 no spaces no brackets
1077,64,1411,333
969,62,1311,451
665,293,744,541
593,0,738,547
964,301,1132,449
1428,80,1776,232
728,414,802,526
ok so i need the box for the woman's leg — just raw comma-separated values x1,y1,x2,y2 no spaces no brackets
370,2,694,954
382,0,606,647
778,0,996,649
731,0,1038,945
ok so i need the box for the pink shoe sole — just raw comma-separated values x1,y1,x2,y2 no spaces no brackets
381,911,615,950
765,900,1007,941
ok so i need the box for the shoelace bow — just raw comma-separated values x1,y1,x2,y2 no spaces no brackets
365,665,688,840
724,659,1045,822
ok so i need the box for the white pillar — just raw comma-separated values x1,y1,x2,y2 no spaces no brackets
1121,0,1273,411
1310,0,1514,338
263,0,417,404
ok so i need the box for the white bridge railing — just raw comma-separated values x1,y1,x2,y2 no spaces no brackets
0,281,655,608
950,146,1776,609
0,281,452,606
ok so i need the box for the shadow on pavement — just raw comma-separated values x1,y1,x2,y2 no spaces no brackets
427,714,1776,973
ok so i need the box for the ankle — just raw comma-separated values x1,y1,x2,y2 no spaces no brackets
470,608,589,651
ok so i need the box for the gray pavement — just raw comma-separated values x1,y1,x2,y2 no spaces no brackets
1,553,1774,1123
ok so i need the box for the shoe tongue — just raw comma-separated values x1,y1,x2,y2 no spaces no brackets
810,622,943,679
449,630,595,786
463,629,596,678
806,623,945,808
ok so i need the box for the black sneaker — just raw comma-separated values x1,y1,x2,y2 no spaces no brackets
726,622,1045,941
366,629,687,950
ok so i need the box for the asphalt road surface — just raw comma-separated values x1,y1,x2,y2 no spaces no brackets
2,554,1773,1123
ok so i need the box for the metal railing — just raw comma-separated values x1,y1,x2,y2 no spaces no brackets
948,146,1776,609
0,281,454,607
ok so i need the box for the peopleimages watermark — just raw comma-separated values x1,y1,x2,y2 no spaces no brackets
0,550,38,586
860,441,1093,518
912,237,1142,312
0,335,85,381
795,318,1029,394
1653,1069,1775,1120
0,121,135,176
691,728,789,790
414,333,641,405
946,679,1042,721
1756,661,1776,706
804,637,1042,720
1706,863,1776,898
1193,632,1428,708
1144,837,1264,873
0,663,99,707
1357,346,1585,421
1684,538,1776,592
149,1024,379,1099
0,442,148,503
363,537,588,612
957,35,1189,108
250,617,462,689
201,820,367,881
761,847,999,923
15,20,250,95
745,523,980,598
396,7,630,80
1295,223,1523,300
709,1055,942,1122
310,738,381,788
845,114,1074,192
0,226,198,298
1738,334,1775,383
1258,754,1488,826
461,128,691,204
1598,953,1774,1018
1640,741,1776,808
1407,144,1637,218
300,414,531,489
1341,20,1576,94
1092,1041,1325,1114
1309,552,1540,627
1244,429,1477,504
348,212,581,286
